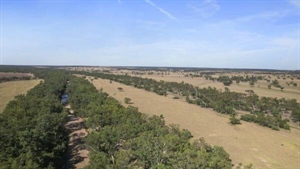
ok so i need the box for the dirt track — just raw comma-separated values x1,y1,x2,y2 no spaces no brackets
64,105,89,169
90,77,300,169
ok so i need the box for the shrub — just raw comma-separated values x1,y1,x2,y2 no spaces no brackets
124,97,131,104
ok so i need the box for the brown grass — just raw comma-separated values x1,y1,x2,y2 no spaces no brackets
89,77,300,169
127,72,300,102
0,80,41,112
0,72,33,78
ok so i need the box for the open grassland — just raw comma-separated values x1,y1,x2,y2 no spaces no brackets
88,77,300,169
0,72,33,78
121,72,300,102
0,80,41,112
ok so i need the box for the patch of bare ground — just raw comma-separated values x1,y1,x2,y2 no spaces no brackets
89,77,300,169
64,105,89,169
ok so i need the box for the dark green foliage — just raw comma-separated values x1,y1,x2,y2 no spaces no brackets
291,107,300,122
207,74,261,85
271,79,284,89
249,81,255,86
240,114,256,122
0,70,69,168
0,76,32,83
240,111,290,130
66,76,233,169
229,114,241,125
217,76,232,86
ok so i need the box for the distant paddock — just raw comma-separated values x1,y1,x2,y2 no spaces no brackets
0,80,41,112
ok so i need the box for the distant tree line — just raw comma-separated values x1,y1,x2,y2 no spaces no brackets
0,70,69,168
0,76,32,83
0,65,61,80
203,75,262,86
202,74,298,89
73,71,300,130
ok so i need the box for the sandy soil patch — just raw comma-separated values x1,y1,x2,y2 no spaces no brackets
90,77,300,169
65,105,89,169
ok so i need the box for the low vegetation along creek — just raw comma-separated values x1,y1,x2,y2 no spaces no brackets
0,66,298,169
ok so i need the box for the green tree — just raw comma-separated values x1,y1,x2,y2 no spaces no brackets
229,113,241,125
291,107,300,122
268,84,271,89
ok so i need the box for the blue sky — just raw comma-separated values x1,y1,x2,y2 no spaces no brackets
1,0,299,70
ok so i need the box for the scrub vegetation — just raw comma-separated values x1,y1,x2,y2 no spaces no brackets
66,75,234,168
72,70,299,130
1,65,298,169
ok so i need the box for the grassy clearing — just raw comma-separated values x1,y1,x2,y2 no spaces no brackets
0,80,41,112
88,77,300,169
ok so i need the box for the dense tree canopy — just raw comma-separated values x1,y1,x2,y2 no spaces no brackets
0,70,69,168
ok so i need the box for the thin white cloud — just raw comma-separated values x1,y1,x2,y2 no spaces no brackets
117,0,121,3
289,0,300,8
144,0,178,21
187,0,220,18
273,37,298,49
236,10,292,22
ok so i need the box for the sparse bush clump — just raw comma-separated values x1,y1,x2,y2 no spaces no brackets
229,114,241,125
124,97,131,104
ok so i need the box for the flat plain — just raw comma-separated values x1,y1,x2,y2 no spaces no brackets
122,71,300,102
0,72,33,78
0,80,41,112
88,76,300,169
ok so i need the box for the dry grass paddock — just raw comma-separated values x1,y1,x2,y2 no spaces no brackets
0,80,41,112
122,72,300,102
87,76,300,169
0,72,33,78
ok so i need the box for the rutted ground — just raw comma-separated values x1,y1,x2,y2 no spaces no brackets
89,77,300,169
0,80,41,112
65,105,89,169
